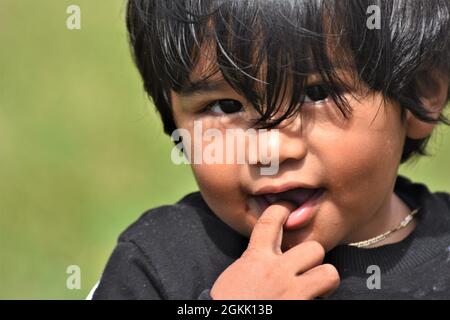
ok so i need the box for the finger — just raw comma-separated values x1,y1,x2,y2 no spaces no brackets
281,241,325,274
296,264,340,299
247,201,296,254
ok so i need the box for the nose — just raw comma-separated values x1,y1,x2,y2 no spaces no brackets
254,115,307,173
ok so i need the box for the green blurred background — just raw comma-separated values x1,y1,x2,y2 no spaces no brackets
0,0,448,299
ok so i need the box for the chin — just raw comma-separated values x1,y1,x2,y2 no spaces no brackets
281,226,314,251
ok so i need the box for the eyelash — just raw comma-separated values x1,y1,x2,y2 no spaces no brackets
201,99,245,117
200,84,338,116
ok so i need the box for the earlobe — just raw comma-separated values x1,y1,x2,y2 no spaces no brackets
405,110,438,140
405,69,449,140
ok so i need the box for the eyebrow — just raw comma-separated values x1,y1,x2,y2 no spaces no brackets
175,68,349,98
176,78,231,97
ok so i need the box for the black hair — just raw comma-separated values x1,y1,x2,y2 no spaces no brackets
126,0,450,163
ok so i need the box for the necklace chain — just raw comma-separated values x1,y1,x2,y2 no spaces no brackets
347,208,420,248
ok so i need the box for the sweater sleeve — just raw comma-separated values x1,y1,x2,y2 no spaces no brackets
92,241,215,300
92,241,166,300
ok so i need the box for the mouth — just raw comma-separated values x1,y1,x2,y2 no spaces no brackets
252,187,326,230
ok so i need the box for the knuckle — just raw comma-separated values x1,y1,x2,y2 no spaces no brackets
321,264,340,287
257,211,280,226
304,241,325,259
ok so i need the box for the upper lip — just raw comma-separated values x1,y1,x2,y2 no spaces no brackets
253,181,321,195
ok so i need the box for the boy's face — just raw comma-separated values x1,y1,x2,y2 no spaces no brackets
170,52,411,252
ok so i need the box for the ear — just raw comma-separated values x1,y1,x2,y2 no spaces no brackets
406,69,449,140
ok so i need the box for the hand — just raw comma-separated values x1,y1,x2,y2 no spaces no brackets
210,201,340,299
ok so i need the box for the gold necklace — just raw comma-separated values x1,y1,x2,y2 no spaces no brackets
347,208,420,248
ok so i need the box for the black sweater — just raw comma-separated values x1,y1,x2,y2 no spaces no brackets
92,175,450,300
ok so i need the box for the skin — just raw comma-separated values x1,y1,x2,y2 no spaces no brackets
169,45,449,299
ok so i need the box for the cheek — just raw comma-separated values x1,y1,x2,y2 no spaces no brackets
175,113,257,236
192,163,239,193
279,101,407,250
191,163,255,237
312,99,406,209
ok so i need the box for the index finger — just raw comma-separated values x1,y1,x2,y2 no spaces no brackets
247,201,296,254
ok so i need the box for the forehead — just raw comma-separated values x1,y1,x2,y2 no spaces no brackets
185,18,354,84
171,39,267,104
184,39,358,93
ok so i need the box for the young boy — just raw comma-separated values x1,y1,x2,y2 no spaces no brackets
92,0,450,299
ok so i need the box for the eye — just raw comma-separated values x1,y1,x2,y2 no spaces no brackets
206,99,244,115
303,84,330,103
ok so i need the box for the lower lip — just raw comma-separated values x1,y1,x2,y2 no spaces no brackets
283,188,325,231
